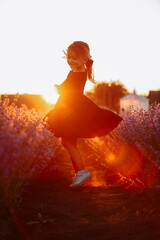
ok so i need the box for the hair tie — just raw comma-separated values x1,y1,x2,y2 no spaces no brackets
86,59,94,68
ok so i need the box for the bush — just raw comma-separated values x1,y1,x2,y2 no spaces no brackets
87,103,160,188
117,103,160,165
0,96,59,195
1,95,159,191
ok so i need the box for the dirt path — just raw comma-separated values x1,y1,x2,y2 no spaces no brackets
5,175,159,240
1,148,160,240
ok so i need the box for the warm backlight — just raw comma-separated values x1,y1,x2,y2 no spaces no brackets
42,86,59,104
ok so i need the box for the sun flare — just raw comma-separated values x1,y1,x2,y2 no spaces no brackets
42,87,59,104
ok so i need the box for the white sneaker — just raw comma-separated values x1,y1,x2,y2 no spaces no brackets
70,169,92,188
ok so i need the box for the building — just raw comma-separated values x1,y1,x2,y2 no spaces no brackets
120,90,149,112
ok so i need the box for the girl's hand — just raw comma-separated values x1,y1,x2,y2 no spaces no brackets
54,84,61,95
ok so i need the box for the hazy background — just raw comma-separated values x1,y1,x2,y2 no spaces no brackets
0,0,160,103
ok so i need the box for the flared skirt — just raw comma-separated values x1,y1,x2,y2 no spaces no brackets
44,94,123,138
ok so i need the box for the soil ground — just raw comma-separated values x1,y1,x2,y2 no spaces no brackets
14,179,160,240
1,149,160,240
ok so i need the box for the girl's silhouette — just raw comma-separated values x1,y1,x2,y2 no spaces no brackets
45,41,122,188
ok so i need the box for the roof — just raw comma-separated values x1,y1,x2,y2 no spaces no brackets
120,90,148,102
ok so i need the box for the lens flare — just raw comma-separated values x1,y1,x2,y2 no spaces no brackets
87,137,158,190
108,153,116,164
104,142,157,189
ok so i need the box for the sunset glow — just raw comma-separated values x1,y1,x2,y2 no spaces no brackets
43,87,59,104
0,0,160,99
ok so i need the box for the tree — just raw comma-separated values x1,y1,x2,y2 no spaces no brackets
86,80,128,113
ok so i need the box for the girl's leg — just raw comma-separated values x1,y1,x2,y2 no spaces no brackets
62,137,85,173
62,137,92,187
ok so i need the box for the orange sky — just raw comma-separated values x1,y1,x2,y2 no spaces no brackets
0,0,160,104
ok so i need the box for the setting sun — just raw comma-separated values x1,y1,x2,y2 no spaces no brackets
43,86,59,104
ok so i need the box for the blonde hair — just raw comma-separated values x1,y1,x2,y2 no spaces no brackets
64,41,95,83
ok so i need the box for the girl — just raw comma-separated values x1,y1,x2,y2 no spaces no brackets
45,41,122,188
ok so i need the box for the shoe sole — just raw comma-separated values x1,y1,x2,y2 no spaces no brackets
70,174,92,188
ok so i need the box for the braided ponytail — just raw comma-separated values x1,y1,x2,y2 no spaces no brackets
85,58,95,83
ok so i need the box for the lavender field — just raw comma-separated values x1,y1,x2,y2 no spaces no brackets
0,96,160,240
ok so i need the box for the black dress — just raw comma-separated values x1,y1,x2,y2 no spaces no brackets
45,70,122,138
